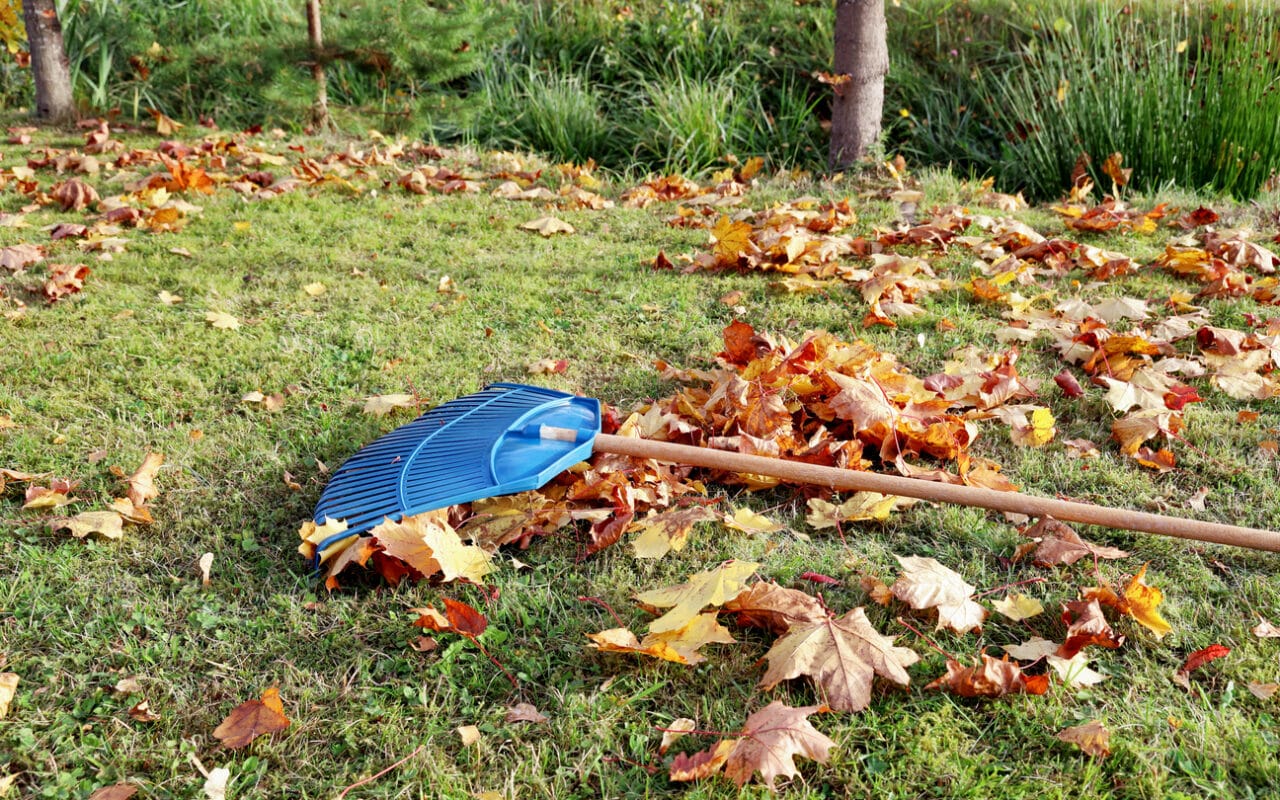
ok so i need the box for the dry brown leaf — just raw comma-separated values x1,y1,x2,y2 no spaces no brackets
205,311,241,330
212,687,290,749
890,555,987,634
660,717,697,755
52,510,125,540
1021,517,1130,567
126,452,164,509
520,216,575,236
759,607,918,712
87,785,137,800
1253,616,1280,638
456,725,481,746
362,393,416,416
669,702,835,790
1057,720,1111,758
128,699,161,723
0,673,17,718
1248,682,1278,700
1084,564,1172,639
925,653,1050,697
723,581,827,635
504,702,548,724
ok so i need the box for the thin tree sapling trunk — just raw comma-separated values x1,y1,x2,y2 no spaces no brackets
21,0,75,123
305,0,333,131
828,0,889,170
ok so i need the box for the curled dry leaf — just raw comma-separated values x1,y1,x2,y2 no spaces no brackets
669,702,834,790
1084,564,1172,639
1021,517,1129,567
51,177,100,211
205,311,241,330
1057,720,1111,758
1253,616,1280,638
723,581,827,635
456,725,481,746
212,687,290,749
43,263,91,302
925,653,1050,698
659,717,697,755
992,592,1044,621
126,451,164,509
412,597,488,639
22,479,76,510
87,785,137,800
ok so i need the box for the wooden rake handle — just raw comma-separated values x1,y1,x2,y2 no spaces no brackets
592,433,1280,553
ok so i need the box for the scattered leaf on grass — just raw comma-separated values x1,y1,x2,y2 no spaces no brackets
22,479,76,510
1057,721,1111,758
890,555,987,634
669,702,834,790
203,768,231,800
588,613,736,666
1084,564,1172,639
0,673,17,717
126,452,164,509
52,510,125,540
993,593,1044,621
526,358,569,374
363,393,416,416
723,507,783,535
1248,683,1279,700
212,687,290,749
660,718,697,755
926,654,1050,697
504,703,548,724
128,700,160,723
1253,616,1280,638
205,311,240,330
520,216,575,236
87,785,137,800
456,725,481,746
157,290,183,305
199,552,214,585
302,282,326,296
635,560,760,634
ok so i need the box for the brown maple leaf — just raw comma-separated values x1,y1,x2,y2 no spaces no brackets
1057,720,1111,758
925,653,1050,698
42,263,91,302
212,687,290,749
723,581,827,635
669,702,835,790
759,607,918,712
125,451,164,509
890,555,987,634
1059,599,1125,658
1021,517,1130,567
51,177,100,211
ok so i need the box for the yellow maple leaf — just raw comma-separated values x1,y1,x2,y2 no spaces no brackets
723,507,783,535
993,592,1044,621
520,216,575,236
587,613,735,665
53,510,125,540
362,393,416,416
370,514,494,584
630,506,720,559
635,560,760,634
1120,564,1172,638
205,311,241,330
298,517,351,562
711,215,753,264
806,492,912,528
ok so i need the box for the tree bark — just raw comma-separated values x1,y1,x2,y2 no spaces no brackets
828,0,888,170
21,0,75,123
305,0,333,131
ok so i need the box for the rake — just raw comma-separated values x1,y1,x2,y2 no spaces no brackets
310,382,1280,559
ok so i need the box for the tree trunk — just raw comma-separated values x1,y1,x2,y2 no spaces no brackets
21,0,75,123
828,0,888,170
305,0,332,131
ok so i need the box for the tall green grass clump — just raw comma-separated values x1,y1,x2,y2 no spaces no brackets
993,0,1280,198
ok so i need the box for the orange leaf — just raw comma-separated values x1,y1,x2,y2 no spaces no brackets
1057,720,1111,758
412,597,488,639
926,653,1050,697
670,702,834,790
212,687,290,749
126,451,164,509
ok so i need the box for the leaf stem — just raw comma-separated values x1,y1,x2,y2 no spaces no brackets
895,615,962,662
577,594,627,627
334,744,425,799
975,576,1046,599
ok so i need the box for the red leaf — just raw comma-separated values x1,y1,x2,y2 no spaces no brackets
1054,369,1085,398
1179,644,1230,676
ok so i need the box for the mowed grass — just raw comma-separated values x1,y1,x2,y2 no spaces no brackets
0,124,1279,800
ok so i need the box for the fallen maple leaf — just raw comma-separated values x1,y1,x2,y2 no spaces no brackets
51,177,100,211
0,672,17,718
1059,598,1126,658
504,702,548,724
1020,517,1129,567
669,702,835,790
723,581,827,635
22,479,76,510
1253,616,1280,638
759,607,919,712
213,687,290,749
1177,644,1230,678
926,653,1050,697
205,311,241,330
43,263,91,302
362,393,416,416
806,492,914,528
52,510,125,540
370,514,494,584
520,216,575,236
1085,564,1172,639
87,785,137,800
157,290,183,305
587,613,735,665
149,108,185,135
660,717,698,755
630,505,720,559
456,724,481,746
890,555,987,634
526,357,569,375
125,452,164,509
1057,720,1111,758
0,243,44,272
635,560,760,634
992,592,1044,621
411,597,488,639
722,507,783,535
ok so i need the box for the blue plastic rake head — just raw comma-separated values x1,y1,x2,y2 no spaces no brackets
311,383,600,559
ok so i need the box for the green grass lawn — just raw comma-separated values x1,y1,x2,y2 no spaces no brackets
1,120,1279,800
